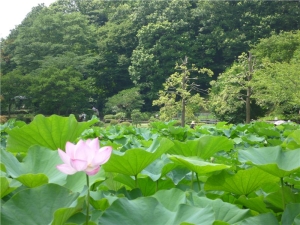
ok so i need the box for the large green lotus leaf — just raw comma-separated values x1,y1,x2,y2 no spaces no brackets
15,173,48,188
1,183,80,225
0,176,21,198
265,186,300,211
168,136,233,159
63,169,106,193
164,165,191,185
152,188,189,211
141,155,172,181
0,148,23,177
233,213,279,225
51,196,85,225
236,196,272,213
283,130,300,150
135,127,159,141
190,195,252,224
238,146,300,177
99,197,215,225
281,203,300,225
253,127,281,138
137,176,175,196
168,155,230,174
241,134,265,145
114,174,175,196
141,155,190,184
6,114,98,153
204,167,279,195
103,138,174,176
1,146,66,185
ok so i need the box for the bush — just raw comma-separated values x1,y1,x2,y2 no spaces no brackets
94,121,105,127
115,112,126,120
121,121,131,126
110,119,119,125
104,114,115,120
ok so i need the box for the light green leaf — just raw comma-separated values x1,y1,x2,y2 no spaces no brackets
0,176,20,198
63,169,106,193
16,173,48,188
190,196,252,224
103,138,174,176
236,196,271,213
238,146,300,177
6,114,98,153
168,155,230,174
98,197,215,225
51,196,85,225
205,167,279,195
1,183,80,225
265,187,300,210
233,213,279,225
1,146,66,185
282,203,300,225
168,136,233,159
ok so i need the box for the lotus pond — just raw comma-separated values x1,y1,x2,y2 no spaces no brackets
1,115,300,225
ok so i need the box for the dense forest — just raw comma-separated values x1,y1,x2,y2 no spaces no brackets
1,0,299,123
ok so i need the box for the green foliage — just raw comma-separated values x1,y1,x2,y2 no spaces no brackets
105,87,144,117
153,60,212,123
1,116,300,224
250,31,300,119
110,119,119,125
28,66,95,115
131,109,143,126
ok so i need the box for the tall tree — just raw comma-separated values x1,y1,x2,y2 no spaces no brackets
153,57,212,126
209,52,262,123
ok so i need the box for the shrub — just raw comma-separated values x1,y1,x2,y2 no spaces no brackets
110,119,119,125
121,121,131,127
115,112,126,120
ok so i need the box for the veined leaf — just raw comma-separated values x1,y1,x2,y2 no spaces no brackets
205,167,279,195
1,183,80,225
6,114,98,153
238,146,300,177
98,197,215,225
168,136,233,159
103,138,173,176
168,155,230,174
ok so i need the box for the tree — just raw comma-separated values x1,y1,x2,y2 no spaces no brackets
27,66,95,115
251,31,300,120
12,9,98,74
0,70,30,117
209,52,264,123
104,87,144,118
153,57,212,126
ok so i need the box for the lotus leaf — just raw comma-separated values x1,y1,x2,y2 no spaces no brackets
6,114,98,152
238,146,300,177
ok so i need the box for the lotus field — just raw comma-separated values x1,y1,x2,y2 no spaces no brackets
1,114,300,225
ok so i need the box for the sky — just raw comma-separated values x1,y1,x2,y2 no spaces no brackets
0,0,57,39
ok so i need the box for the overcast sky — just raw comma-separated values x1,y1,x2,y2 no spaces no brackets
0,0,57,39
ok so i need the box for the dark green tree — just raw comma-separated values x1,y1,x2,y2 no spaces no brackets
105,87,144,118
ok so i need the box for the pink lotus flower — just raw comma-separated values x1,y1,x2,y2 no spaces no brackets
56,138,112,176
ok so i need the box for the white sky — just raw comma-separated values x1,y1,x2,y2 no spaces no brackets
0,0,57,39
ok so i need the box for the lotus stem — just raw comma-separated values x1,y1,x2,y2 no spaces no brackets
135,175,138,188
281,177,286,209
196,173,201,191
191,171,194,189
86,174,90,225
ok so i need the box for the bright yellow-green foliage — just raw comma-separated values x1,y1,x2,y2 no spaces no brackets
153,61,212,121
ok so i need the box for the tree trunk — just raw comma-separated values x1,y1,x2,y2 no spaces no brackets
181,97,185,127
246,52,253,124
